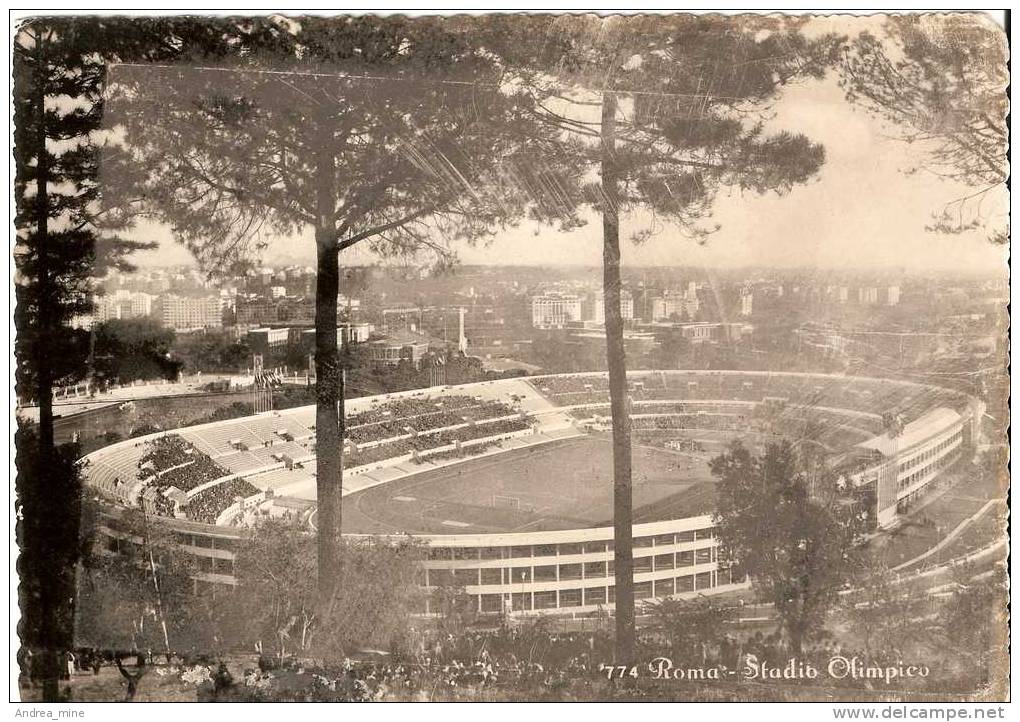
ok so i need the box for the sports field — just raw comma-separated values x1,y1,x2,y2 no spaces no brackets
341,435,719,535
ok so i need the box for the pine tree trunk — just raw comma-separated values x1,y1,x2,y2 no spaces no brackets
31,33,62,704
601,91,635,665
312,129,343,602
33,44,53,459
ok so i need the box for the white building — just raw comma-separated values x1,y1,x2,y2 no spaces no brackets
740,291,753,317
153,294,223,331
651,290,700,322
856,407,965,527
858,287,879,304
532,293,583,329
128,292,154,317
94,295,123,322
674,322,748,344
93,289,155,322
340,322,374,344
298,323,374,351
886,286,901,306
338,294,361,311
247,327,291,355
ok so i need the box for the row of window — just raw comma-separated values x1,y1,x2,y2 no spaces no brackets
897,447,959,492
425,568,740,614
103,527,718,591
102,537,235,576
428,530,715,561
896,429,962,476
425,548,717,587
897,473,954,514
174,532,236,550
193,556,234,574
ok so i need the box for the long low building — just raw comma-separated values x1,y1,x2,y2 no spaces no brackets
410,516,735,615
850,406,971,527
82,370,984,616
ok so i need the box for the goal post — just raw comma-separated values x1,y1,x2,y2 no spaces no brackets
492,494,521,510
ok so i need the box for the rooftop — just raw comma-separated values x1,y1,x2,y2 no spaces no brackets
369,329,434,347
856,406,962,457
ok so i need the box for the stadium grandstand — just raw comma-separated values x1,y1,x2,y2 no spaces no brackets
82,371,984,615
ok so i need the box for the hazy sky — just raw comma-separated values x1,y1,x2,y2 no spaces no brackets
125,14,1008,276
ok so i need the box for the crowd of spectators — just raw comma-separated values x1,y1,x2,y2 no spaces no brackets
145,492,178,518
545,389,611,406
424,418,530,448
346,410,466,444
185,478,261,524
413,440,501,465
345,417,531,469
531,372,970,423
635,402,708,415
568,406,608,420
559,387,879,443
344,395,516,446
130,395,523,520
535,375,610,397
137,435,230,495
458,402,517,422
138,435,194,477
571,402,740,420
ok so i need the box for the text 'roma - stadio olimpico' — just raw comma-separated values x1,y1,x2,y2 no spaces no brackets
83,370,984,617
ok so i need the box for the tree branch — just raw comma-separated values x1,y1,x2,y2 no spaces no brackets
337,206,436,251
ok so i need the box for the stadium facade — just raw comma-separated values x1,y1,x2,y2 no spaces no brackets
83,370,984,616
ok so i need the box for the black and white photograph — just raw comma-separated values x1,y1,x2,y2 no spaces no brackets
10,8,1010,708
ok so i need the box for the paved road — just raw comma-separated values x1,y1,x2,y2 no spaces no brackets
19,375,234,422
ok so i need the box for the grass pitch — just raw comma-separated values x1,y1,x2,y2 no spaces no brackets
342,434,719,535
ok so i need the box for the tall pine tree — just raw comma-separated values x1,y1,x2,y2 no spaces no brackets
101,16,577,600
483,14,837,663
13,17,247,699
14,19,138,701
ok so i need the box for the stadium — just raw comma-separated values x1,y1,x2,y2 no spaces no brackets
83,370,985,616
